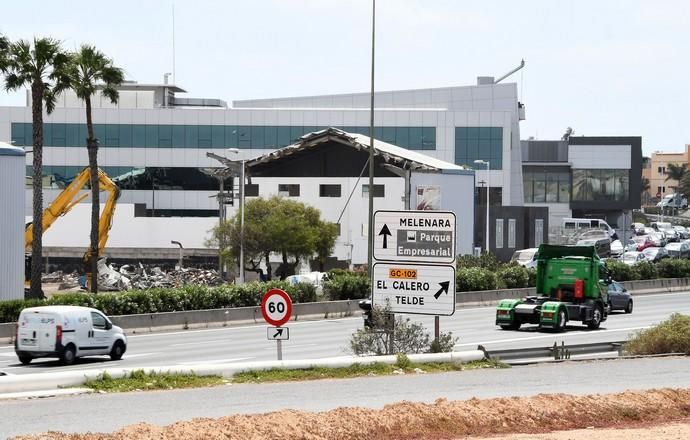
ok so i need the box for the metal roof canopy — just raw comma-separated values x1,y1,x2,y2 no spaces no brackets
245,127,467,173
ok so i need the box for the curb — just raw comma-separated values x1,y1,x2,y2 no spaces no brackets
0,387,93,401
0,350,486,394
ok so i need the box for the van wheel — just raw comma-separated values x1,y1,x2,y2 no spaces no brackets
18,354,32,365
110,341,125,361
60,345,76,365
587,306,603,330
625,300,633,314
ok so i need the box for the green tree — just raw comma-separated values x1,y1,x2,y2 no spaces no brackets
211,196,336,280
665,163,687,214
2,38,71,299
679,173,690,201
315,221,339,272
67,45,124,293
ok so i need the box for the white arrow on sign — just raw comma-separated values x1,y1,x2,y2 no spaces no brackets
267,327,289,340
373,210,456,264
372,262,456,316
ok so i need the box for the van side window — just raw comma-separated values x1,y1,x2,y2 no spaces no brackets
91,312,106,329
590,220,598,228
564,222,575,229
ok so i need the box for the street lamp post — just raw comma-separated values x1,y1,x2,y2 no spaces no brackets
474,160,490,253
223,148,245,284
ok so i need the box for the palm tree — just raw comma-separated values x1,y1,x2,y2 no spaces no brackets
68,45,124,293
0,34,8,69
665,163,687,215
2,38,71,299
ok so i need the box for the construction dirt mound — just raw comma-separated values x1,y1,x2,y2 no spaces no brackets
13,388,690,440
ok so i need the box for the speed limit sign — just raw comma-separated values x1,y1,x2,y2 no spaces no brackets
261,288,293,327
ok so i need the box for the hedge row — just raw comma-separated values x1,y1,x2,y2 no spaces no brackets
0,281,316,324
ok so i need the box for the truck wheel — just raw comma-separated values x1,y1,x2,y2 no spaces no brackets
556,309,567,332
110,341,125,361
500,322,521,330
625,300,633,314
60,344,76,365
587,306,603,330
18,354,32,365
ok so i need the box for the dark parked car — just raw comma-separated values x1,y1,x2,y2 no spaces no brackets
575,237,611,258
607,281,633,313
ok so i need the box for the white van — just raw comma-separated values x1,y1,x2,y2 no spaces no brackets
15,306,127,365
562,218,617,240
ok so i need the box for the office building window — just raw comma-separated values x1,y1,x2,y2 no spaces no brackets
12,123,436,150
535,219,544,247
495,219,504,249
508,219,516,249
523,171,570,203
454,127,503,169
278,184,300,197
572,169,630,202
320,184,341,197
244,184,259,197
362,184,385,197
658,166,666,174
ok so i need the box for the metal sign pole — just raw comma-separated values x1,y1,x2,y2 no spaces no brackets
277,339,283,361
434,316,440,343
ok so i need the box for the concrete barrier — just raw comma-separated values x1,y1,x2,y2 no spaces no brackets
0,350,486,394
1,278,689,342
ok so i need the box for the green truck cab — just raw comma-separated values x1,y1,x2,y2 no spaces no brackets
495,244,610,331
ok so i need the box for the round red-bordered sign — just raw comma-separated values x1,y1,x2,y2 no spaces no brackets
261,288,293,327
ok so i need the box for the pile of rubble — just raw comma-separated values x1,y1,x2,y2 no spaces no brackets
41,263,224,292
41,271,80,290
110,263,224,291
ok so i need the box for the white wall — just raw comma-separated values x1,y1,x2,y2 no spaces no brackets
0,148,25,300
569,145,631,169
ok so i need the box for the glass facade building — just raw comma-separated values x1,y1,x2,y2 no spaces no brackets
454,127,503,170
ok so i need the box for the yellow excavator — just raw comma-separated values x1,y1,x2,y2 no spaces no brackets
25,167,120,288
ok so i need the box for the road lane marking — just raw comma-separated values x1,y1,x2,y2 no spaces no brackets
177,357,254,365
170,339,231,347
122,352,157,359
453,325,652,348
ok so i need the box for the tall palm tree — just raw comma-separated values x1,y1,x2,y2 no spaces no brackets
68,45,124,293
665,163,687,214
2,38,71,299
0,34,8,70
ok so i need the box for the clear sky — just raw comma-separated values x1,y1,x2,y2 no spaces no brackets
1,0,688,155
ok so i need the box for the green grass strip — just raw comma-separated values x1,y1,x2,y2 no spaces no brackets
82,369,227,393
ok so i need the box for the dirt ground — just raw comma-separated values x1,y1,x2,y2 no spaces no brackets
13,388,690,440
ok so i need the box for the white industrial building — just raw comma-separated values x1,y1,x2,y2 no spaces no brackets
0,76,528,268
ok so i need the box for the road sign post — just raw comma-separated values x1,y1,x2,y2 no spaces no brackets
261,289,293,361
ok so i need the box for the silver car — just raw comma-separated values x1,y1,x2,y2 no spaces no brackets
619,251,647,266
664,241,690,259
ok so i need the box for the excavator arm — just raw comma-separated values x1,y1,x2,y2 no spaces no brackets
25,167,120,270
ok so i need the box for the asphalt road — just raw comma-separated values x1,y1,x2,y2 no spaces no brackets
1,356,689,438
0,291,688,375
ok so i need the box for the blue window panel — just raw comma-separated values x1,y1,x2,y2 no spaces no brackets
467,127,479,140
289,126,303,143
491,127,502,140
250,126,264,148
478,139,491,157
225,126,238,148
51,123,66,147
479,127,492,140
43,124,52,146
303,126,317,136
11,123,23,145
24,123,33,146
396,127,409,148
211,125,225,148
185,125,198,148
198,125,212,148
172,125,185,148
490,139,502,159
237,126,251,148
66,124,80,147
382,127,396,144
422,127,435,150
409,127,422,148
132,125,147,148
79,125,88,147
92,124,105,146
456,127,468,141
145,125,158,147
105,124,119,147
467,139,479,160
276,126,291,146
157,125,172,147
265,125,277,147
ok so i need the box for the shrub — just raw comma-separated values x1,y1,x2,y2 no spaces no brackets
456,267,498,292
606,261,639,282
527,268,537,287
497,265,530,289
0,280,320,323
656,259,690,278
323,272,370,301
624,313,690,355
456,252,500,271
635,261,659,280
428,331,459,353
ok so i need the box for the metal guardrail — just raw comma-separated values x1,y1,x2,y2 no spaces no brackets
482,340,627,361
